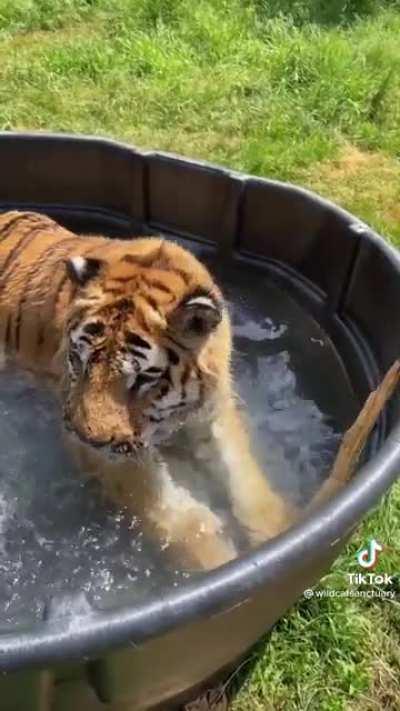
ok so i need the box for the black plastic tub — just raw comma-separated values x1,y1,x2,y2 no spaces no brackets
0,132,400,711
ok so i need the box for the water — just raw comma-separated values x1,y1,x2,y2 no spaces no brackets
222,264,359,506
0,268,359,629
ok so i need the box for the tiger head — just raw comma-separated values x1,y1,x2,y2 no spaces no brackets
61,238,231,458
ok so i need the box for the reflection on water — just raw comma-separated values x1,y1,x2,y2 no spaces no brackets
0,272,359,627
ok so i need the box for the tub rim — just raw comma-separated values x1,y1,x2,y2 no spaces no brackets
0,131,399,671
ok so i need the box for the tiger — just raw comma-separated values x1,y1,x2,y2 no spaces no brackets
0,209,300,570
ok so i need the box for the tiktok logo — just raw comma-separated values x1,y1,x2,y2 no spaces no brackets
356,539,384,569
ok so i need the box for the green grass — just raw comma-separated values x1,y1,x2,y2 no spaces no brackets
231,487,400,711
0,1,399,709
0,0,400,188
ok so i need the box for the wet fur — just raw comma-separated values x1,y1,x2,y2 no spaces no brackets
0,211,295,570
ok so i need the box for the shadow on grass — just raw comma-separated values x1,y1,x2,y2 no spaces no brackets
252,0,400,28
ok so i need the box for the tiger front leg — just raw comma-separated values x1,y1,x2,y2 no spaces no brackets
66,439,237,571
214,405,298,547
146,460,238,572
227,463,297,547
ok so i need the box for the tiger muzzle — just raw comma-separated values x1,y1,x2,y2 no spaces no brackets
65,423,143,457
64,378,144,457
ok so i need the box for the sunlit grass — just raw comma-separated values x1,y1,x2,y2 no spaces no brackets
0,1,399,185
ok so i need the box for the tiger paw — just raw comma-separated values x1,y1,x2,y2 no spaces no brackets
154,505,238,571
235,499,297,547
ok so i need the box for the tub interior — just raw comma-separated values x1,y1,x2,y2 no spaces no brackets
0,220,362,631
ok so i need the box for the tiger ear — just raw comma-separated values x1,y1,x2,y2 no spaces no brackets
65,256,105,286
169,290,223,346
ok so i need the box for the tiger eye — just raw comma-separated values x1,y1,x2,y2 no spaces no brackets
68,349,81,371
84,322,105,337
166,348,180,365
89,350,102,364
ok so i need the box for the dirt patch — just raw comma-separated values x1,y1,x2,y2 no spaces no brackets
300,144,400,241
351,657,400,711
307,143,400,184
322,145,374,179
